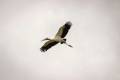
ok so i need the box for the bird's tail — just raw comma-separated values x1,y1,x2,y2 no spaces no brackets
63,39,66,41
61,39,66,44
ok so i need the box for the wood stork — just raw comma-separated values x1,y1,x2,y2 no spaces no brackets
40,21,73,52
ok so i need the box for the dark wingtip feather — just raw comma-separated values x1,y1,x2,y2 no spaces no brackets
40,40,58,52
40,47,47,52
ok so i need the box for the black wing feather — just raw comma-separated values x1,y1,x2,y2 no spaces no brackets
61,25,71,38
55,23,71,38
40,40,58,52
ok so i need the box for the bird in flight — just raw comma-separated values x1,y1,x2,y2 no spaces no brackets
40,21,73,52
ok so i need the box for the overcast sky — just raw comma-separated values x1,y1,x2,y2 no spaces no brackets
0,0,120,80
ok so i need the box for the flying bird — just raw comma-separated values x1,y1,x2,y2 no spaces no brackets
40,21,73,52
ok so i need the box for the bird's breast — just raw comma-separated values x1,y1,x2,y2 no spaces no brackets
54,37,64,42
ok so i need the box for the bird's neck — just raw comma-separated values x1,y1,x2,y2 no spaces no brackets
46,38,51,40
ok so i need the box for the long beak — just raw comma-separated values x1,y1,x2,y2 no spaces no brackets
65,43,73,48
41,39,45,42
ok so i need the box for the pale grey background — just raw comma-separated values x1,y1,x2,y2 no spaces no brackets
0,0,120,80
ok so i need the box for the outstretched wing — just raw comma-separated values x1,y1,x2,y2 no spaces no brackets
55,22,72,38
40,40,58,52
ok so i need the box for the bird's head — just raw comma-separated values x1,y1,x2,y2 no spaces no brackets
41,37,50,41
65,21,72,26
